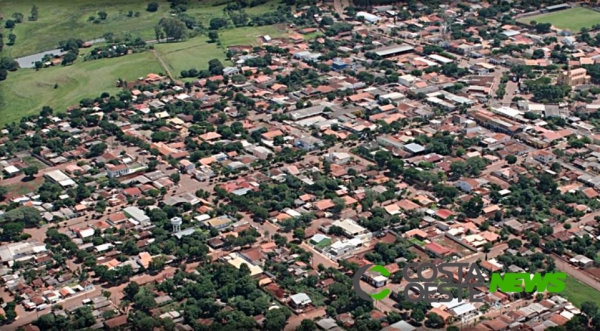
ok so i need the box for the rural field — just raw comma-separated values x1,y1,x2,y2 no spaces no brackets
0,0,288,125
0,0,280,58
518,7,600,32
0,52,164,126
560,275,600,308
154,37,230,75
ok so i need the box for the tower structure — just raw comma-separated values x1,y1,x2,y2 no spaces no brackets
171,217,182,233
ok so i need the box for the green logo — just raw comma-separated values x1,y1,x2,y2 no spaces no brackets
368,265,391,301
489,272,566,293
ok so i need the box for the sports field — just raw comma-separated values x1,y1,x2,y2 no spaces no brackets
0,52,163,126
518,7,600,32
560,275,600,308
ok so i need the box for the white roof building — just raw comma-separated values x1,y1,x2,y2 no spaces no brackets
44,170,76,187
289,293,312,306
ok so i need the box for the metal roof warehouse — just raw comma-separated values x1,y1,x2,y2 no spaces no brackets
374,44,415,57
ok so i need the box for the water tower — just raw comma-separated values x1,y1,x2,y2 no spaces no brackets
170,217,182,233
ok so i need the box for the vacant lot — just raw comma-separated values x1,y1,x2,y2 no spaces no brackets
218,25,288,47
518,7,600,32
561,275,600,308
154,38,229,76
0,52,163,125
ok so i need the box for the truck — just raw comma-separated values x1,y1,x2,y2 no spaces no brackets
36,304,48,311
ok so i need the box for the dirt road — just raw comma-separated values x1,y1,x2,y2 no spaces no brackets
551,254,600,292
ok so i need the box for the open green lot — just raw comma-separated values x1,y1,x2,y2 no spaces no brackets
0,0,172,58
518,7,600,32
218,24,288,47
154,37,230,75
0,0,280,58
0,52,163,126
560,275,600,308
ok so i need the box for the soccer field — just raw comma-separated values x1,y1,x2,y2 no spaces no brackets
519,7,600,32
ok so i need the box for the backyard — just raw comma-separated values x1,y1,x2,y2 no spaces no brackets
561,275,600,308
518,7,600,32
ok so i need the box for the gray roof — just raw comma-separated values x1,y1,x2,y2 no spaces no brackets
404,143,426,154
375,44,414,57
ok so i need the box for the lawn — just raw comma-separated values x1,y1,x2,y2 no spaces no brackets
517,7,600,32
0,52,163,126
561,275,600,308
154,38,230,75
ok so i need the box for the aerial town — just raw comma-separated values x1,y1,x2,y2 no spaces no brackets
2,0,600,330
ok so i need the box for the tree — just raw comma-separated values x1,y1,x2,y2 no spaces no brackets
447,326,459,331
62,51,78,65
507,238,522,250
29,5,39,21
297,319,317,331
23,166,38,179
4,206,42,227
265,309,288,331
425,313,445,328
5,20,15,29
581,301,598,317
124,282,140,301
12,13,24,23
147,2,159,12
97,11,108,20
0,186,7,200
209,17,228,30
532,49,545,59
208,58,224,75
8,33,16,45
293,228,305,241
505,154,517,164
208,31,219,42
158,17,186,41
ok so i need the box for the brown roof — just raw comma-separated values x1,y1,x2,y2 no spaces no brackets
104,315,128,328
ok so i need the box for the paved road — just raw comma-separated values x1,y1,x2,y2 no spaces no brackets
15,38,105,68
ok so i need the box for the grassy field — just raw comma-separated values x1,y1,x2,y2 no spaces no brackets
0,0,280,58
0,52,163,126
218,24,288,47
518,7,600,32
1,177,45,198
561,275,600,308
154,38,230,75
0,0,175,58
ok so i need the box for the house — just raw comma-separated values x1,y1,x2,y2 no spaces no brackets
204,215,232,231
295,135,324,151
289,293,312,309
456,178,485,192
331,219,368,237
533,150,556,164
106,164,130,178
363,271,388,288
180,159,195,173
